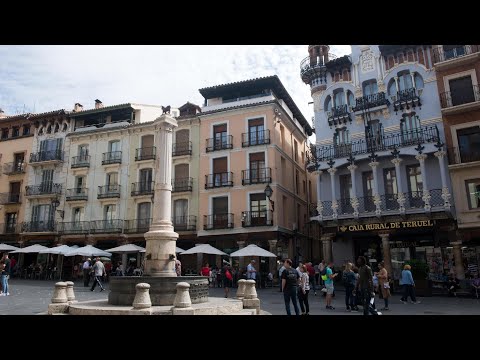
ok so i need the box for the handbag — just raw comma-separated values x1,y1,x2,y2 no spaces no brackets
383,281,390,289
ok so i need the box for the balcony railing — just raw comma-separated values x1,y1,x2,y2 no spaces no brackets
97,185,121,199
90,220,124,234
309,203,318,217
241,168,272,185
241,130,270,147
440,84,480,108
21,221,56,233
172,178,193,192
357,196,376,213
206,135,233,152
432,45,480,64
300,53,337,75
447,146,480,164
338,198,354,215
327,104,351,127
71,155,90,168
25,183,62,196
3,162,26,175
66,188,88,201
406,191,425,209
203,213,234,230
1,222,20,234
58,221,90,235
102,151,122,165
135,147,156,161
124,218,152,234
172,142,192,156
173,216,196,231
0,193,21,204
205,172,233,189
131,182,154,196
241,211,273,227
29,150,63,163
382,194,400,211
312,126,439,161
352,92,390,112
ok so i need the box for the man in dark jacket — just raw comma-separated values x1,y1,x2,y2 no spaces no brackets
355,256,374,316
281,258,300,315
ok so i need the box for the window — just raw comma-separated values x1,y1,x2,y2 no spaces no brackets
31,204,53,230
443,45,466,60
457,126,480,162
173,199,188,225
1,128,9,139
363,80,378,96
138,202,152,220
212,196,229,228
333,89,345,107
41,169,54,193
398,71,413,91
104,204,116,221
340,173,353,214
407,165,423,207
294,140,298,161
72,208,84,223
175,164,189,180
384,168,398,210
141,134,154,149
106,172,118,188
362,171,375,211
12,127,19,137
449,76,475,106
213,124,228,150
280,125,285,149
249,193,267,226
301,151,304,163
401,114,421,144
75,176,85,192
366,120,383,152
295,170,300,194
13,153,25,172
139,168,153,187
414,74,424,90
249,152,265,183
466,179,480,209
282,196,288,227
9,182,20,203
297,204,301,230
325,96,333,112
109,140,120,153
308,180,312,199
213,157,228,186
23,125,30,136
175,130,189,153
248,118,265,146
334,128,350,157
39,138,62,160
5,213,17,233
388,79,397,96
347,91,355,107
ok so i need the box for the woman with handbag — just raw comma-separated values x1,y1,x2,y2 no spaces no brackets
375,261,390,311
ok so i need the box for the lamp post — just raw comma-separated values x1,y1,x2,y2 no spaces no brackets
264,184,274,212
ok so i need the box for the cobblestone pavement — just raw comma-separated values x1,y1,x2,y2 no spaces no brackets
1,279,479,315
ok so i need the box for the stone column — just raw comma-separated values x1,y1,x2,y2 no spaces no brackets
327,167,338,219
415,153,431,211
410,72,416,89
391,158,405,212
347,164,359,217
144,114,179,277
394,76,399,93
315,170,324,219
451,241,465,280
321,234,333,263
434,150,451,209
369,161,382,216
376,54,382,79
268,240,278,281
379,233,393,277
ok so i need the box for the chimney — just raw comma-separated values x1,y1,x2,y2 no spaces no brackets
74,103,83,112
95,99,103,109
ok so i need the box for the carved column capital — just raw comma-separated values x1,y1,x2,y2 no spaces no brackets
434,150,446,159
415,153,428,162
391,158,403,166
368,161,379,169
347,164,358,172
327,167,337,175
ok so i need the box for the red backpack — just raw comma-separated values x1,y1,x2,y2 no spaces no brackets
225,269,233,280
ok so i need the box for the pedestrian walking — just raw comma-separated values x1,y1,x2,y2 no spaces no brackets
221,262,233,298
82,258,92,287
281,258,300,316
247,260,257,284
324,261,337,310
355,256,374,316
90,257,106,292
278,264,285,292
342,262,356,312
306,262,316,295
0,254,11,296
314,262,320,287
319,260,326,288
298,264,310,315
400,264,419,304
375,261,390,311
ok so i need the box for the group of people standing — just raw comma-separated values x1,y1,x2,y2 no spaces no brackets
82,257,107,292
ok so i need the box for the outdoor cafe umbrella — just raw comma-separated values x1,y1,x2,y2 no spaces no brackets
139,246,185,253
38,245,75,255
64,245,111,257
229,244,276,258
0,243,20,252
10,244,48,254
180,244,227,256
105,244,145,253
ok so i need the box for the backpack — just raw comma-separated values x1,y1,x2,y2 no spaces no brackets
321,266,328,281
225,269,233,281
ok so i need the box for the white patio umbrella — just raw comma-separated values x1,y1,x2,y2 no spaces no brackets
180,244,227,256
38,245,75,255
105,244,145,253
229,244,276,258
64,245,111,257
10,244,48,254
139,246,185,253
0,243,20,252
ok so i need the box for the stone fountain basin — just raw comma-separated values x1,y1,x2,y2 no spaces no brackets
108,276,209,306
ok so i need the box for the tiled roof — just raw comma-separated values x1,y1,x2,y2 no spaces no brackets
68,103,133,117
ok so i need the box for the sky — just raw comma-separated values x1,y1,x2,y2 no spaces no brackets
0,45,351,131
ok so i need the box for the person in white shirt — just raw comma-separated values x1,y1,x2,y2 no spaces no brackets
90,258,106,292
82,258,92,287
247,260,257,283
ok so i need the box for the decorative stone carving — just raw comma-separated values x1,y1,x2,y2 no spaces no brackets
374,194,382,216
434,150,446,159
423,191,432,212
377,79,386,92
173,282,191,308
354,87,362,98
361,50,376,73
331,199,339,220
350,197,360,218
355,115,363,125
441,187,452,210
133,283,152,309
382,108,390,119
397,192,406,213
65,281,75,302
316,202,324,218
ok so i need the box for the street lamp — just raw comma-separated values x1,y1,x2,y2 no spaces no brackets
51,198,64,219
264,184,274,212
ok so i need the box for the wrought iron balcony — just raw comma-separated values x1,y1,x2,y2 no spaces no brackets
241,168,271,185
241,130,270,147
311,126,439,162
172,142,192,156
21,221,56,233
206,135,233,152
102,151,122,165
135,147,156,161
58,221,90,235
172,178,193,192
203,213,234,230
392,88,421,113
71,155,90,168
3,162,26,175
432,45,480,64
352,92,390,112
1,222,19,234
447,146,480,164
300,53,337,84
66,188,88,201
205,172,233,189
29,150,63,163
98,185,121,199
440,84,480,108
338,198,354,215
25,183,62,197
173,216,196,231
309,203,318,217
0,192,21,204
124,218,152,234
327,105,351,127
131,182,154,196
241,211,273,227
90,219,123,234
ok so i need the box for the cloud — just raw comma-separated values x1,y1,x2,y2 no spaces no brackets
0,45,351,133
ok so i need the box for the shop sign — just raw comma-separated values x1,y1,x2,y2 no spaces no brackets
338,220,434,232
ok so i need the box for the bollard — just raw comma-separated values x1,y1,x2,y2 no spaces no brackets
132,283,152,309
65,281,75,302
244,279,258,299
236,279,247,299
174,282,192,308
51,282,68,303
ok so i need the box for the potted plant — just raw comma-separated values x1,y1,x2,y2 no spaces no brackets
406,259,432,297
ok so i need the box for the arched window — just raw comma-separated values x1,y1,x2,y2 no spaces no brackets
363,80,378,96
333,89,345,107
46,124,52,134
414,73,424,89
324,95,332,113
347,91,355,107
398,71,413,91
62,123,68,132
54,123,59,133
401,113,421,143
388,79,397,96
